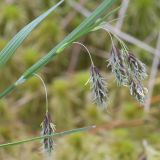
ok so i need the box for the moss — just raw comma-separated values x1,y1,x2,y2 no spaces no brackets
23,48,40,67
122,103,144,119
3,5,21,21
110,140,137,160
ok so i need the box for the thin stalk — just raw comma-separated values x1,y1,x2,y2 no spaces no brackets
101,26,128,53
34,74,49,113
73,42,94,66
0,126,95,148
0,0,117,98
91,6,121,31
106,16,127,25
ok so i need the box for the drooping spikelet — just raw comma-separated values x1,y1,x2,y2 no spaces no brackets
129,77,148,104
41,112,55,155
128,53,147,80
108,45,128,86
88,65,108,108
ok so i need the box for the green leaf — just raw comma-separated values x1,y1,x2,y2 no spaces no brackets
20,0,118,80
0,0,64,67
0,0,117,98
0,126,95,148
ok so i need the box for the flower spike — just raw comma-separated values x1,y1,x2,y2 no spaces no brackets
89,65,108,108
108,45,128,86
41,112,56,155
128,53,148,80
129,78,148,104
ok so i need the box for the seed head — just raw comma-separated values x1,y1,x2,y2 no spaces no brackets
129,78,148,104
108,46,128,86
41,112,55,155
88,65,108,108
128,53,147,80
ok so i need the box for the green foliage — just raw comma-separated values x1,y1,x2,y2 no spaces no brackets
0,0,64,67
0,0,160,159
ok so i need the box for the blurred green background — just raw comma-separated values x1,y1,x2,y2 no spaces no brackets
0,0,160,159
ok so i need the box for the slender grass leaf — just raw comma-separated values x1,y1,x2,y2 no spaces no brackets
0,0,117,98
0,0,64,67
0,126,95,148
21,0,118,79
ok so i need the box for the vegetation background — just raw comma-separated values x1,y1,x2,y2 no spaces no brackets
0,0,160,159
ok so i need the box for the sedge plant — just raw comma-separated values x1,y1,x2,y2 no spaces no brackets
0,0,148,158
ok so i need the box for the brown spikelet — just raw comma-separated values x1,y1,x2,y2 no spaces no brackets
108,45,128,86
129,77,148,104
88,65,108,108
41,112,55,155
107,43,148,105
128,53,147,80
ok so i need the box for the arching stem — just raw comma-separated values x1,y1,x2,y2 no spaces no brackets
73,42,95,66
34,74,49,113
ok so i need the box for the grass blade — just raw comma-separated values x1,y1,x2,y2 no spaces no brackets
0,0,117,98
20,0,118,79
0,126,95,148
0,0,64,67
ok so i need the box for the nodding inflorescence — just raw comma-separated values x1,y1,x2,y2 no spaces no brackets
75,35,148,108
41,112,56,155
73,42,108,108
107,34,148,104
108,45,129,86
35,74,56,155
127,53,148,80
129,77,148,104
89,65,108,108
